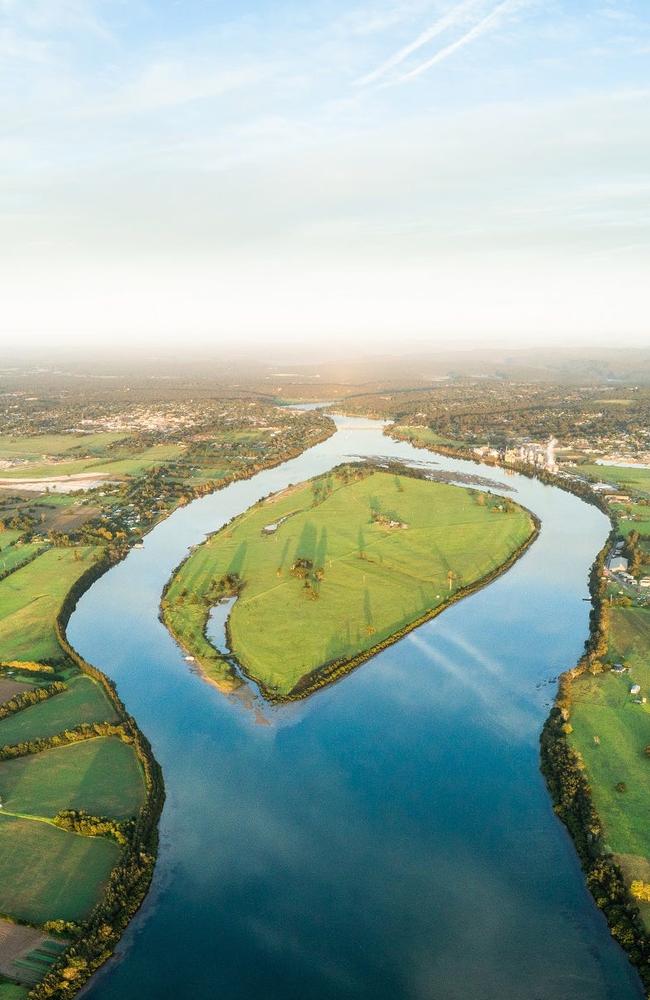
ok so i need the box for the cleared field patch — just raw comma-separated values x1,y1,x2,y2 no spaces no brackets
164,467,535,697
0,679,33,706
0,737,145,819
0,675,117,745
0,814,119,924
30,499,101,535
0,920,65,987
0,547,98,664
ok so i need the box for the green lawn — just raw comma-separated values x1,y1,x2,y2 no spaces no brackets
0,676,117,746
0,737,145,820
573,463,650,498
163,467,535,697
0,813,119,924
0,547,97,664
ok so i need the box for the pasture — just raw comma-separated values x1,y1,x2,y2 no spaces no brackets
0,548,97,664
0,544,46,578
0,736,145,819
0,433,126,462
569,606,650,926
0,675,117,745
0,535,22,553
0,813,119,924
392,425,473,450
0,443,182,482
164,467,534,696
0,982,29,999
574,463,650,498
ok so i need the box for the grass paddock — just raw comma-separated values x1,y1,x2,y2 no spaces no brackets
164,467,534,696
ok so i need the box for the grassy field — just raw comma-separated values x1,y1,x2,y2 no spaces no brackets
0,535,22,553
391,425,473,450
0,982,29,999
0,675,117,745
163,467,535,696
0,443,183,481
0,433,127,461
0,544,46,577
0,813,119,924
0,736,145,819
569,593,650,926
574,463,650,498
609,501,650,538
0,547,97,664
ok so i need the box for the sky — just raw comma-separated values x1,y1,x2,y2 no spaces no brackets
1,0,649,354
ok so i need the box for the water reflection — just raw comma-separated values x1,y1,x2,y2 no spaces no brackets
68,415,643,1000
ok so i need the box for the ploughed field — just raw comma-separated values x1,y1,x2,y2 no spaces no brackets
162,465,536,699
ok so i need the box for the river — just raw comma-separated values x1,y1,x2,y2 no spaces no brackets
68,414,643,1000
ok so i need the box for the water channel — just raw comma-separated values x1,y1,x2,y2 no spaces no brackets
68,414,643,1000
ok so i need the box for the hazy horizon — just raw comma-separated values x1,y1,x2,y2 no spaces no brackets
2,0,649,351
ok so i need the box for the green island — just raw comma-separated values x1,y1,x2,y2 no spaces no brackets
161,464,538,701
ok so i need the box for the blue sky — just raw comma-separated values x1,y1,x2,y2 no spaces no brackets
1,0,649,350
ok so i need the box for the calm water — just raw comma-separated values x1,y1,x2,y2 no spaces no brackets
69,415,643,1000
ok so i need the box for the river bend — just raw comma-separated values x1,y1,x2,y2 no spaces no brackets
68,415,643,1000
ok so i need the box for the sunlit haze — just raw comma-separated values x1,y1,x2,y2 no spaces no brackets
2,0,649,351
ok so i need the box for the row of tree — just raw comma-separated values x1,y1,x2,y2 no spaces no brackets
0,681,66,723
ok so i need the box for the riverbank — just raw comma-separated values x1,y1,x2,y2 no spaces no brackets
64,411,642,1000
540,537,650,997
383,423,650,996
0,556,163,1000
0,416,339,998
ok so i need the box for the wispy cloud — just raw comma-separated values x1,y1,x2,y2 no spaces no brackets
356,0,485,85
357,0,530,87
398,0,529,81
